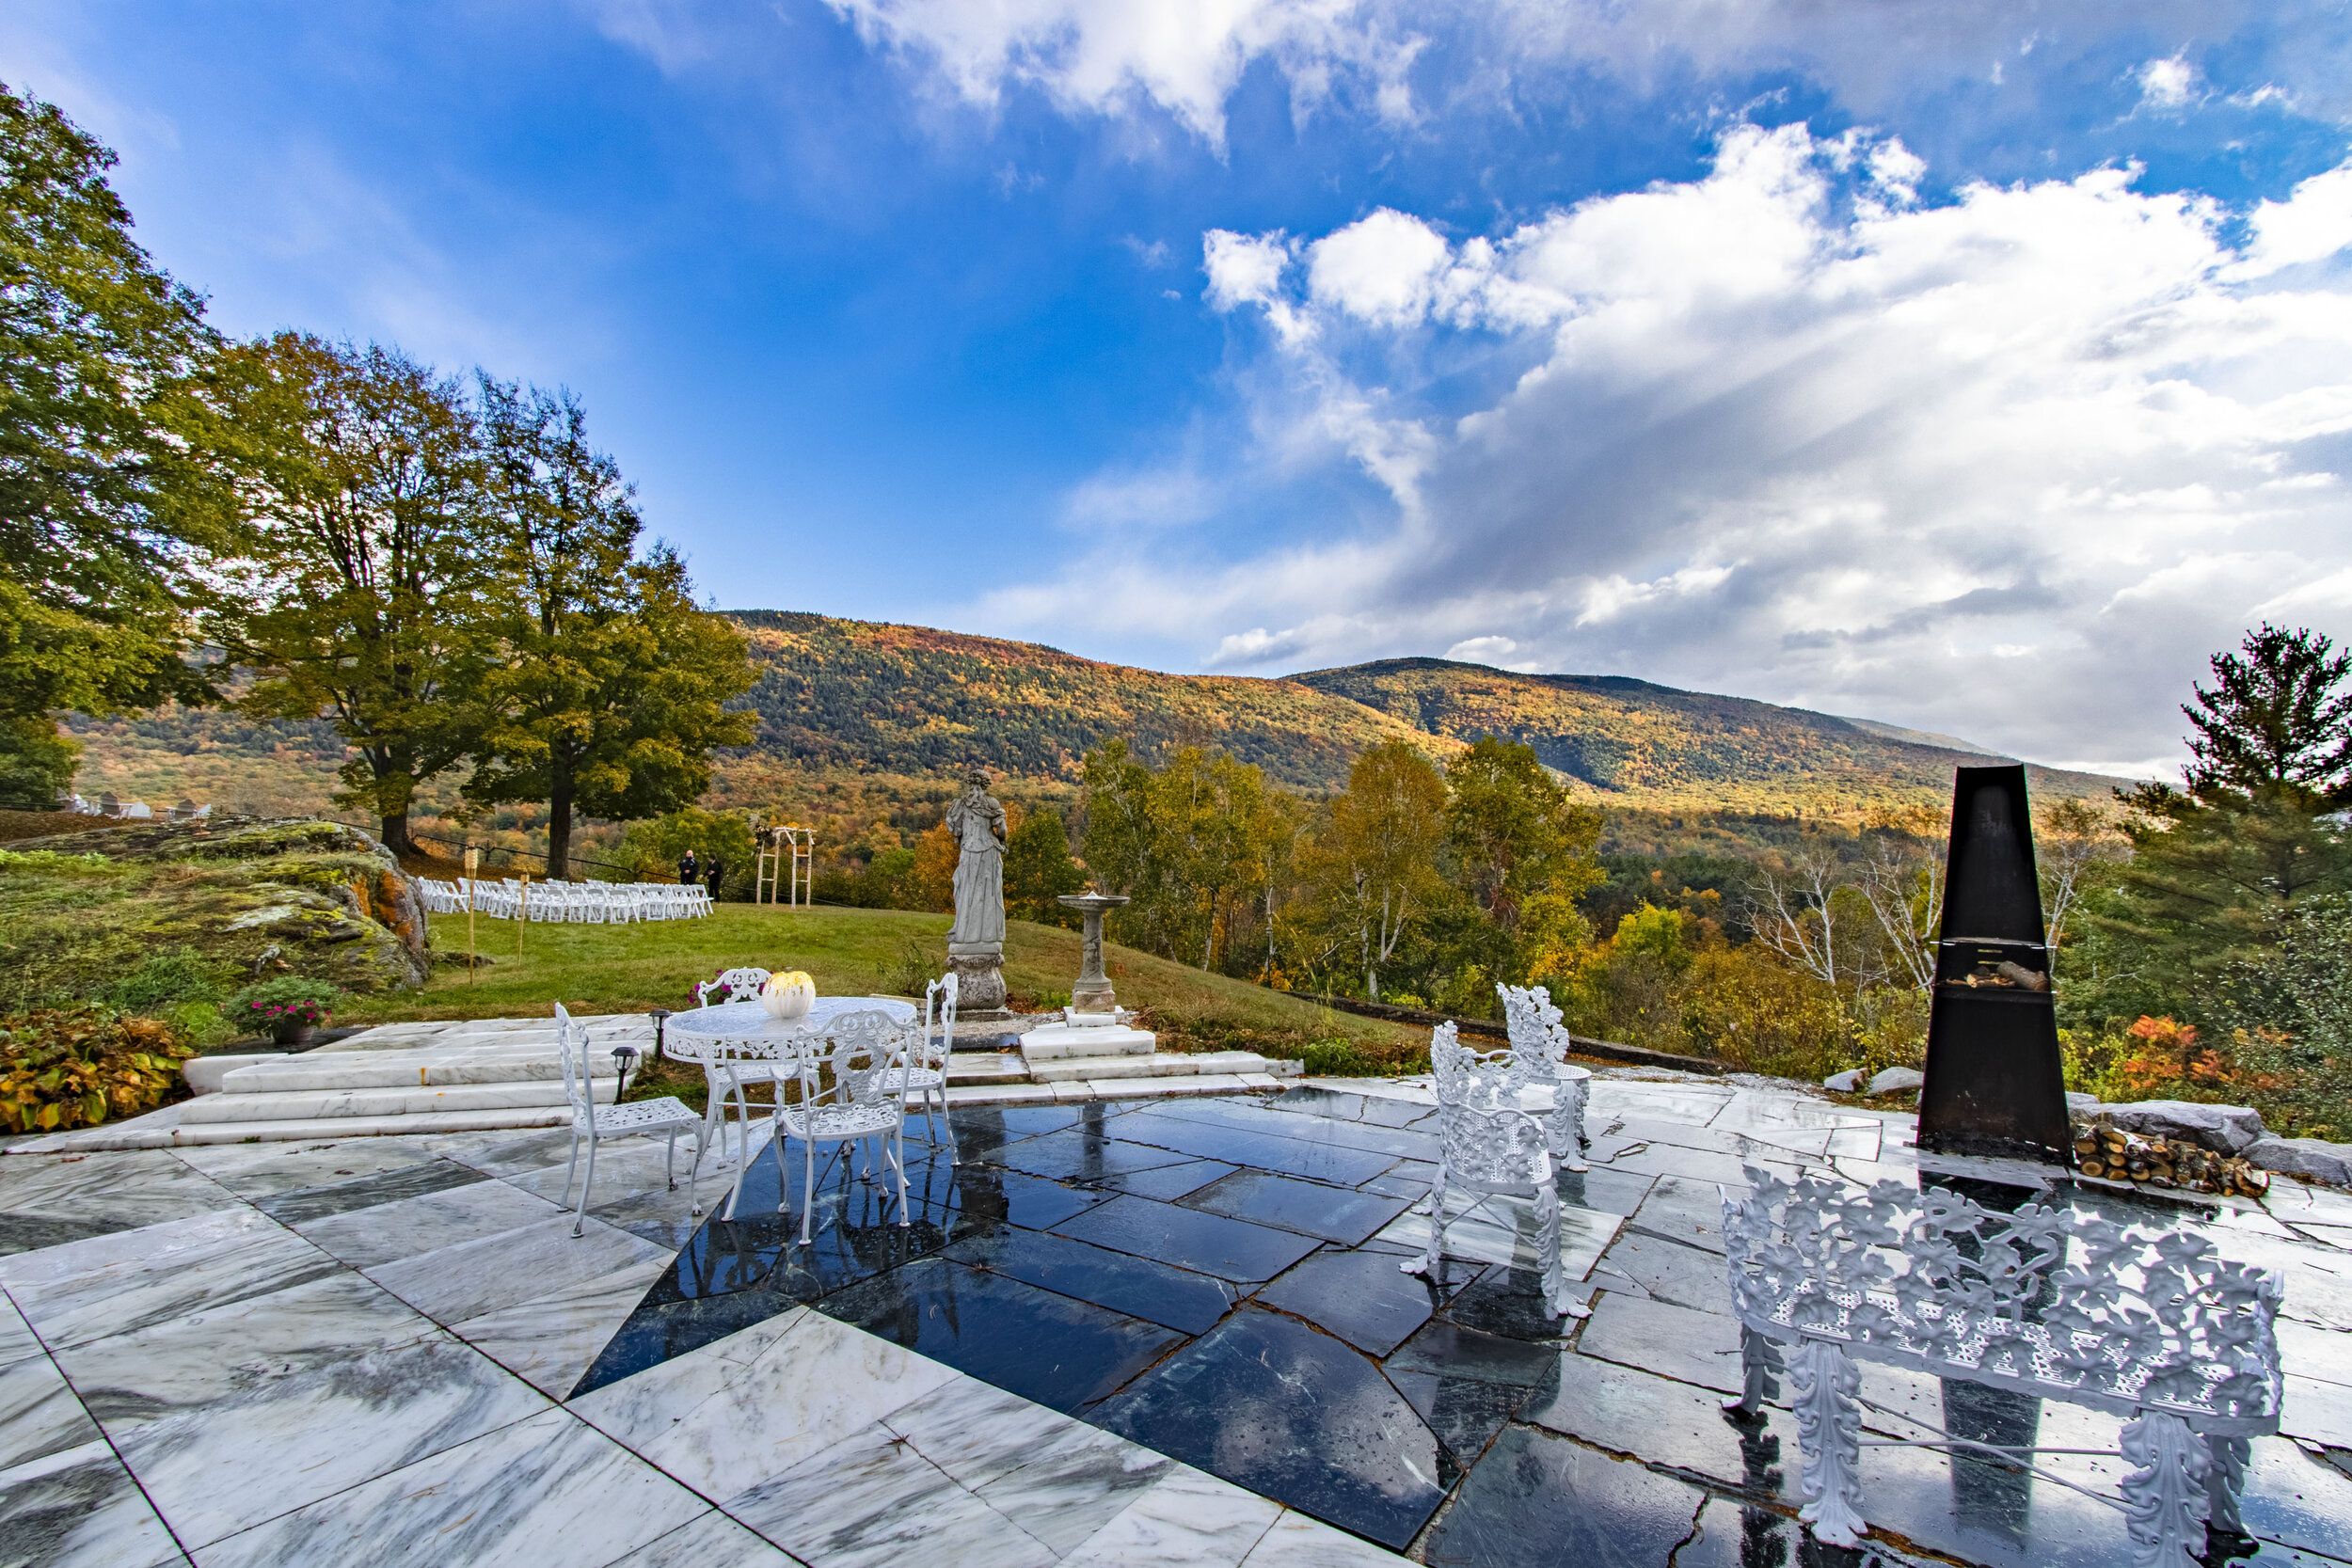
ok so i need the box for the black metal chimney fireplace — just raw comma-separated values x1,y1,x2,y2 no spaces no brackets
1915,764,2073,1163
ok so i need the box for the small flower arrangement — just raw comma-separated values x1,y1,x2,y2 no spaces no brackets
227,977,342,1038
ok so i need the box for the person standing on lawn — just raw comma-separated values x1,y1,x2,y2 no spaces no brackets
678,847,698,887
706,857,726,902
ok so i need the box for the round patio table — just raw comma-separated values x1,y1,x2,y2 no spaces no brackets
663,996,923,1215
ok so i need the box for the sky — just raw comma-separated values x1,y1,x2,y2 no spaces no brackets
8,1,2352,775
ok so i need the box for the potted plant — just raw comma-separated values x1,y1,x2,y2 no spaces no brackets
227,977,343,1048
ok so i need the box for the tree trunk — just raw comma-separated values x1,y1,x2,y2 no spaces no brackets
379,809,418,860
547,760,574,879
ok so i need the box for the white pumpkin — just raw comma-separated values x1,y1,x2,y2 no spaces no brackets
760,970,816,1021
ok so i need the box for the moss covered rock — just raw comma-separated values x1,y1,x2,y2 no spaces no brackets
0,817,429,1008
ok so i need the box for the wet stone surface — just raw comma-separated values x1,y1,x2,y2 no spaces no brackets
568,1082,2352,1566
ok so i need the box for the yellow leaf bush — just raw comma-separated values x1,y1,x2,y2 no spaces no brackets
0,1010,197,1134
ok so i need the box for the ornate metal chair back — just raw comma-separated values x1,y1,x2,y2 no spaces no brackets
921,972,960,1069
799,1009,910,1113
554,1004,594,1125
697,966,771,1007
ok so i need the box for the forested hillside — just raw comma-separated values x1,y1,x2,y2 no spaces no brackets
67,611,2123,828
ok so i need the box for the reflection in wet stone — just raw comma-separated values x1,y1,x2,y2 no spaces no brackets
1942,1379,2039,1546
1420,1424,1705,1568
1093,1307,1447,1548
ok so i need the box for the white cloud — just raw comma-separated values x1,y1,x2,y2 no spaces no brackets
1445,634,1518,662
2137,54,2197,109
975,125,2352,766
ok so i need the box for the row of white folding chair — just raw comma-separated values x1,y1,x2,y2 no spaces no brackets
415,875,711,922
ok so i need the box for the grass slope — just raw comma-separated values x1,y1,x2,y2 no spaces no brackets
351,903,1427,1067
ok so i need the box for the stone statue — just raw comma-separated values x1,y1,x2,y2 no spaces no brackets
946,766,1007,948
944,766,1009,1013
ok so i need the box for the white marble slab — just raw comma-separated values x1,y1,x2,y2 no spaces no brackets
0,1147,236,1225
290,1177,559,1270
1058,1463,1284,1567
365,1212,667,1326
564,1307,807,1441
0,1290,42,1369
0,1207,337,1349
1582,1082,1733,1128
1708,1092,1883,1134
605,1509,795,1567
724,1417,1057,1568
192,1406,707,1568
883,1376,1169,1552
449,1254,671,1396
421,1125,581,1177
170,1137,446,1196
0,1436,185,1568
53,1270,439,1433
114,1331,551,1548
575,1308,959,1505
0,1351,102,1472
1241,1512,1406,1565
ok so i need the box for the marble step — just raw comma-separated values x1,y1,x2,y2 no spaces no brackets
1025,1051,1268,1083
1019,1024,1157,1062
945,1053,1028,1085
947,1071,1283,1108
8,1102,577,1152
218,1049,582,1093
178,1076,612,1125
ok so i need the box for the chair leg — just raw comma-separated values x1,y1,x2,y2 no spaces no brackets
562,1128,581,1208
799,1134,818,1246
573,1132,597,1238
688,1124,704,1217
665,1129,678,1193
1404,1165,1447,1277
891,1126,911,1226
938,1085,960,1164
1535,1180,1584,1318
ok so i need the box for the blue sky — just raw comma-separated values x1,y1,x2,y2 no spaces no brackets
8,1,2351,771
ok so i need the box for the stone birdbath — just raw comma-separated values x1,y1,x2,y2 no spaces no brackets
1057,893,1131,1017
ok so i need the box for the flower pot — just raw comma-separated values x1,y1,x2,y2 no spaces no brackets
271,1019,316,1048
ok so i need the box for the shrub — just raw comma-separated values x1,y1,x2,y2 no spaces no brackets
0,1009,196,1133
95,946,228,1013
227,976,342,1034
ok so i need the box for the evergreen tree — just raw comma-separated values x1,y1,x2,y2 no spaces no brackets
0,86,224,804
2182,624,2352,805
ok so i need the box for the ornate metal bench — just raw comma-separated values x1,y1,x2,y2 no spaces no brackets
1721,1167,2282,1568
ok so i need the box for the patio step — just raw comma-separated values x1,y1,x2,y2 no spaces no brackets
1025,1051,1269,1083
945,1053,1028,1085
179,1076,614,1125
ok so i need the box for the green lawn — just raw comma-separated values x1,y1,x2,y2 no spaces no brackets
351,904,1427,1069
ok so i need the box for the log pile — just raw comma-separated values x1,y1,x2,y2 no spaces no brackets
2071,1113,2269,1196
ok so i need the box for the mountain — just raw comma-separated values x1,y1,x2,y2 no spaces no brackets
61,610,2129,828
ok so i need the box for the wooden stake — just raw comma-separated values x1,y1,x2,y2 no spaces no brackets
464,847,479,983
517,872,530,953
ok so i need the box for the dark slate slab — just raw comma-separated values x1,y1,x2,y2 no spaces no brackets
1252,1248,1436,1356
254,1159,485,1225
944,1166,1112,1237
1182,1169,1414,1245
1095,1111,1399,1187
1596,1229,1732,1313
1268,1086,1438,1130
819,1256,1182,1414
1053,1194,1322,1284
985,1131,1205,1183
1574,1291,1745,1394
938,1104,1089,1160
1520,1352,1799,1500
1384,1368,1529,1471
946,1224,1238,1335
1130,1096,1438,1161
571,1291,799,1397
1092,1307,1447,1549
1387,1321,1560,1387
1088,1160,1237,1202
1554,1164,1656,1218
1417,1423,1706,1568
1440,1267,1582,1344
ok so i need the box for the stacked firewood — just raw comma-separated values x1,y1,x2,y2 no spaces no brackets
2072,1114,2269,1196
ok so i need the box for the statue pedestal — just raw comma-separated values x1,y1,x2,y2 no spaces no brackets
947,941,1008,1019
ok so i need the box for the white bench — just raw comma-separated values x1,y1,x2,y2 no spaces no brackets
1721,1165,2282,1568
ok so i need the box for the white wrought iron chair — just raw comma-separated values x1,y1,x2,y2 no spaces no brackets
1403,1022,1585,1319
689,966,773,1164
876,972,958,1163
1496,982,1592,1172
727,1009,915,1242
554,1003,707,1238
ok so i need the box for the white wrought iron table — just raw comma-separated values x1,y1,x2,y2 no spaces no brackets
662,997,919,1161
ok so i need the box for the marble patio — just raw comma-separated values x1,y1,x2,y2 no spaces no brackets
2,1071,2349,1566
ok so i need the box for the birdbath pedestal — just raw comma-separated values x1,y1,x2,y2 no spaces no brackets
1057,893,1131,1017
